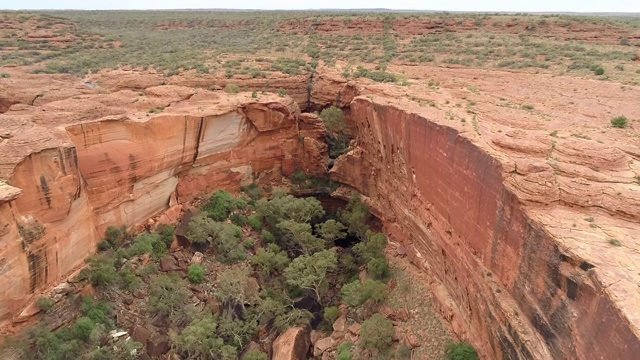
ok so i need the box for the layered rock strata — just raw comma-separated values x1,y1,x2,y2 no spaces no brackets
0,87,326,325
331,96,640,359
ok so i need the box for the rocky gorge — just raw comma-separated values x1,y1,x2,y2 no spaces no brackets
1,65,640,359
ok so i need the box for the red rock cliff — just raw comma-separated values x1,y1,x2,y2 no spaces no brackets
331,97,640,359
0,86,327,326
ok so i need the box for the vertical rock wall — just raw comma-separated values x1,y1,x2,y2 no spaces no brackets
331,97,640,359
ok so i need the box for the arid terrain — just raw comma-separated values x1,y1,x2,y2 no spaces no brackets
1,10,640,360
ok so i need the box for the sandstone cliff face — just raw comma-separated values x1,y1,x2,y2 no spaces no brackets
0,86,326,325
331,97,640,359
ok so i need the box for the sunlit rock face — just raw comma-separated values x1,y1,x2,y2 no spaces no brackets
0,87,327,325
331,97,640,359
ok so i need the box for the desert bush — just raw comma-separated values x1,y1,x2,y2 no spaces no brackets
277,88,287,97
187,264,205,284
35,296,55,312
445,342,479,360
203,190,237,221
367,257,390,280
611,115,628,128
172,314,224,358
341,279,387,307
242,183,264,200
148,274,188,318
230,213,247,226
360,314,394,352
337,342,354,360
323,306,340,324
225,84,240,93
83,253,117,287
247,215,263,231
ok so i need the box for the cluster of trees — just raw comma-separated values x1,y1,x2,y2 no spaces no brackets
8,181,478,360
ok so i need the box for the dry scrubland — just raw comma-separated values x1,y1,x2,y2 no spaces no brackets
1,9,640,360
1,11,640,83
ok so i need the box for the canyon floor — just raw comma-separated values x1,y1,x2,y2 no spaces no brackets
1,10,640,360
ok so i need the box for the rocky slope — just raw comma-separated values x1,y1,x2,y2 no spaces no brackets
1,66,640,359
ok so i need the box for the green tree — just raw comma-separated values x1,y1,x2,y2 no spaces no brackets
245,350,268,360
214,266,259,313
340,194,370,239
283,249,338,303
252,244,290,276
315,219,347,244
147,274,188,318
171,314,224,358
320,106,347,134
353,232,387,263
367,257,390,280
360,314,393,352
341,279,387,307
256,194,324,226
187,212,218,244
278,220,325,255
84,253,117,287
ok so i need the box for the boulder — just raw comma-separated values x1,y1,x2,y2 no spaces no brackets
131,325,150,344
272,327,310,360
146,334,170,357
190,252,204,264
159,256,180,272
314,337,336,357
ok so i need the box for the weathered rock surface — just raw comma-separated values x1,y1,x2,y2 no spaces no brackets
331,92,640,359
272,326,310,360
0,77,327,325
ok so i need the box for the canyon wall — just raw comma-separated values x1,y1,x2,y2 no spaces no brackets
331,97,640,359
0,91,327,326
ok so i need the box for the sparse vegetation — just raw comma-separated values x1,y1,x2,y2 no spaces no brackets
611,115,629,128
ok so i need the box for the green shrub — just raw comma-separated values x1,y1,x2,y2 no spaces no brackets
35,296,55,312
592,65,605,75
148,274,188,318
171,314,224,358
156,225,175,247
203,190,236,221
225,84,240,93
368,257,390,280
1,73,10,78
247,215,263,231
252,243,290,276
323,306,340,324
72,317,96,342
291,169,307,184
84,254,117,287
611,115,629,128
243,239,255,250
341,279,387,307
242,183,264,200
251,90,258,98
337,342,353,360
119,268,142,291
445,342,479,360
277,88,287,97
360,314,393,352
230,213,247,226
188,264,206,284
262,230,276,243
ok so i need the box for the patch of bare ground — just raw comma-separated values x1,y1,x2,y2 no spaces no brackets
386,255,455,359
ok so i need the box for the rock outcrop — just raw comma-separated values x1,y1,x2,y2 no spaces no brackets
0,80,327,325
272,327,310,360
